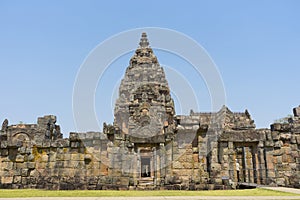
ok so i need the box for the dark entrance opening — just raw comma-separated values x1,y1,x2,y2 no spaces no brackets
141,157,151,177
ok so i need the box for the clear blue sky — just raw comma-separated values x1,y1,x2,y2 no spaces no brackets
0,1,299,135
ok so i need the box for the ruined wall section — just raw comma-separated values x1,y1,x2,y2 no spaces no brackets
219,129,271,185
106,137,138,189
268,106,300,188
170,115,209,190
1,108,299,190
187,107,264,188
0,117,112,190
214,106,300,189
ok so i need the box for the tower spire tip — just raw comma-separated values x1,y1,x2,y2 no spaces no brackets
139,32,149,48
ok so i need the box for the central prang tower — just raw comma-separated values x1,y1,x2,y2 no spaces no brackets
113,33,176,144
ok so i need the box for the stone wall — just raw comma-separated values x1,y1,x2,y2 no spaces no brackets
0,124,111,189
1,107,300,190
269,112,300,187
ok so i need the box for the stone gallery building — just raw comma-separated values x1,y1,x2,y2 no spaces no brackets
0,33,299,190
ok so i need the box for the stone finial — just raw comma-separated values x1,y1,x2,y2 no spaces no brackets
129,33,158,66
139,32,149,48
245,109,250,118
293,106,300,117
1,119,8,131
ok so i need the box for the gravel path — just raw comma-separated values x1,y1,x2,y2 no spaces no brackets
260,187,300,195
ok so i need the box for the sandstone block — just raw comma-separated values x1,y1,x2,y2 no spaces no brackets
271,131,280,140
291,135,297,144
267,171,276,178
49,154,57,162
293,106,300,117
193,154,199,162
173,161,184,169
274,141,283,148
0,149,8,156
276,178,286,186
36,162,46,169
210,163,221,171
290,144,298,151
296,136,300,144
185,155,193,163
100,164,108,175
283,147,291,155
64,153,71,161
48,161,56,168
277,156,282,164
3,161,13,171
120,177,129,186
28,154,35,162
55,153,64,161
43,141,51,148
21,169,29,177
273,149,284,156
14,169,21,176
86,169,97,177
41,154,48,162
21,177,28,184
13,175,22,184
15,155,24,163
79,154,85,161
265,141,274,147
16,162,26,169
183,162,193,169
1,141,7,148
69,132,79,141
71,154,79,161
291,151,299,158
1,176,13,184
290,163,297,170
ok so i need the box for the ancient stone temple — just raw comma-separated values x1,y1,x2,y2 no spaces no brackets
0,33,299,190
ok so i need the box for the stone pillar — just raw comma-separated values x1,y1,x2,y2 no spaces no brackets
159,143,166,183
165,141,173,183
264,147,275,185
156,149,161,187
132,152,138,186
137,149,141,185
251,145,259,184
258,146,266,184
209,141,222,184
227,142,235,181
198,133,207,177
198,133,208,184
242,147,247,182
245,147,253,183
152,147,157,186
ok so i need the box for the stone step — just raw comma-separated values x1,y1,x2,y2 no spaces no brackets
136,184,156,190
138,178,154,185
139,182,154,186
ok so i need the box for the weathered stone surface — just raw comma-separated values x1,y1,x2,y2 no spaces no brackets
1,177,13,184
15,155,24,163
0,33,299,190
293,106,300,117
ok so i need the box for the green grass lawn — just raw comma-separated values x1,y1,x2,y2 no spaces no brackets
0,188,299,198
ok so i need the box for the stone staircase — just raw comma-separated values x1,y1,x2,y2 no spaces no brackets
137,178,155,190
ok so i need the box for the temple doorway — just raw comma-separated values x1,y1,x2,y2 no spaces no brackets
137,146,156,188
141,157,151,177
234,143,258,184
